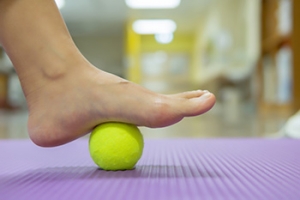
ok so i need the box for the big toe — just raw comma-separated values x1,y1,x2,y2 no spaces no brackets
181,92,216,117
170,90,207,99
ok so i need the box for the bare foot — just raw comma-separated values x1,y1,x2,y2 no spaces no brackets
0,0,215,147
27,62,215,147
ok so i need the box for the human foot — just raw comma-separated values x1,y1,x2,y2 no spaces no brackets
27,64,215,147
0,0,215,147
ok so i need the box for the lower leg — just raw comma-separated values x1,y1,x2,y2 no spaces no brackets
0,0,215,147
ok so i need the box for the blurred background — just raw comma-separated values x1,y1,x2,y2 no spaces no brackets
0,0,299,140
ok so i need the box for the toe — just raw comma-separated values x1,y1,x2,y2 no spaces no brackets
182,92,216,117
169,90,208,99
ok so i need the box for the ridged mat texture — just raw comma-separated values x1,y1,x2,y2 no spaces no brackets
0,139,300,200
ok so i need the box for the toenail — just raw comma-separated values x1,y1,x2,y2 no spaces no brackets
200,92,212,100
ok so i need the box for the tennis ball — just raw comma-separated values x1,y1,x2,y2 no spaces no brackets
89,122,144,171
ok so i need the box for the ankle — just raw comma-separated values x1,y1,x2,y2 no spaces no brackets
42,53,86,78
21,51,88,99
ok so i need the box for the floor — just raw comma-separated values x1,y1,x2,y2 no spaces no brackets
0,101,293,140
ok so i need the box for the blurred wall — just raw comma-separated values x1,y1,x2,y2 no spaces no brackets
124,21,195,81
73,35,124,77
192,0,260,86
141,34,194,53
140,34,194,93
124,21,196,93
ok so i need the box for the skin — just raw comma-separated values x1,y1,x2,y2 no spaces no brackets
0,0,216,147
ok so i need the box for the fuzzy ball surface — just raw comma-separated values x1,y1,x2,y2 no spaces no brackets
89,122,144,171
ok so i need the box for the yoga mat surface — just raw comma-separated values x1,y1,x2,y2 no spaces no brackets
0,139,300,200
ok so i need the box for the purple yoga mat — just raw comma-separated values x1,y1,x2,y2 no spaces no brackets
0,139,300,200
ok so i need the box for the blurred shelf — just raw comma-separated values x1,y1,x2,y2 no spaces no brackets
257,0,297,112
262,34,291,54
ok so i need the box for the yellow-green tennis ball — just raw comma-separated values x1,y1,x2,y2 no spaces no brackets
89,122,144,171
